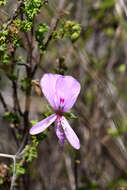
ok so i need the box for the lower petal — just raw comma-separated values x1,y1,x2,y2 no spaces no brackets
29,114,57,135
61,116,80,149
55,117,66,146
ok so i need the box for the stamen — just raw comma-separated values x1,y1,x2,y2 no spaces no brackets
60,98,64,103
59,98,65,111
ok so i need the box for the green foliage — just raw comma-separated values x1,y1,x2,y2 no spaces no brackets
9,73,18,81
36,132,47,141
0,26,21,48
117,64,126,72
23,0,43,20
91,0,115,21
30,120,38,126
41,111,54,118
0,44,7,52
63,111,77,119
53,20,81,43
35,23,50,53
108,178,127,190
0,30,8,45
85,90,93,103
0,178,4,185
20,21,32,32
10,162,26,177
4,112,19,125
63,20,81,42
85,89,95,109
11,34,22,47
99,0,115,11
16,56,24,63
21,77,32,92
10,137,39,178
87,0,117,38
108,117,127,137
0,0,7,6
52,30,60,40
23,137,39,163
55,56,68,75
80,178,98,190
10,134,47,179
105,27,115,37
35,24,50,42
14,19,33,32
0,53,10,64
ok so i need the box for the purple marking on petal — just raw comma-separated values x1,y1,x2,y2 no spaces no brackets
55,76,81,112
40,73,61,110
60,98,64,103
61,116,80,149
29,114,57,135
55,116,66,146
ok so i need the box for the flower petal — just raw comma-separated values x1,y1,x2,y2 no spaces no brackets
29,114,57,135
40,73,61,109
55,76,81,112
61,116,80,149
55,117,66,146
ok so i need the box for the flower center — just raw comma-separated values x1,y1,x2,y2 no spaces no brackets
59,97,65,111
60,98,64,103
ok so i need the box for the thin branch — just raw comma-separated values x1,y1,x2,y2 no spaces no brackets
9,50,23,116
12,80,23,116
0,153,16,190
0,133,28,190
0,92,9,112
24,32,31,50
23,29,34,137
119,0,127,17
44,17,60,49
31,0,67,77
2,0,24,31
16,133,29,156
16,62,30,67
44,0,67,48
31,54,41,77
10,157,16,190
0,153,15,159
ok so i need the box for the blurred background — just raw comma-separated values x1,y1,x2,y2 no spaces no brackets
1,0,127,190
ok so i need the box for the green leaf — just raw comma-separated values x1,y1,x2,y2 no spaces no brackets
23,0,43,20
10,162,26,177
0,178,4,185
0,0,8,6
117,64,126,72
30,120,38,126
63,111,77,119
21,77,32,92
4,112,19,125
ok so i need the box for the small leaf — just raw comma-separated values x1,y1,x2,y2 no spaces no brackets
118,64,126,72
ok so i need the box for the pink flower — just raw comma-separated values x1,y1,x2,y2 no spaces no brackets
30,73,81,149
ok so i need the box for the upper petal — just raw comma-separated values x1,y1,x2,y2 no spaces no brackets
61,116,80,149
55,75,81,112
29,114,57,135
40,73,61,109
